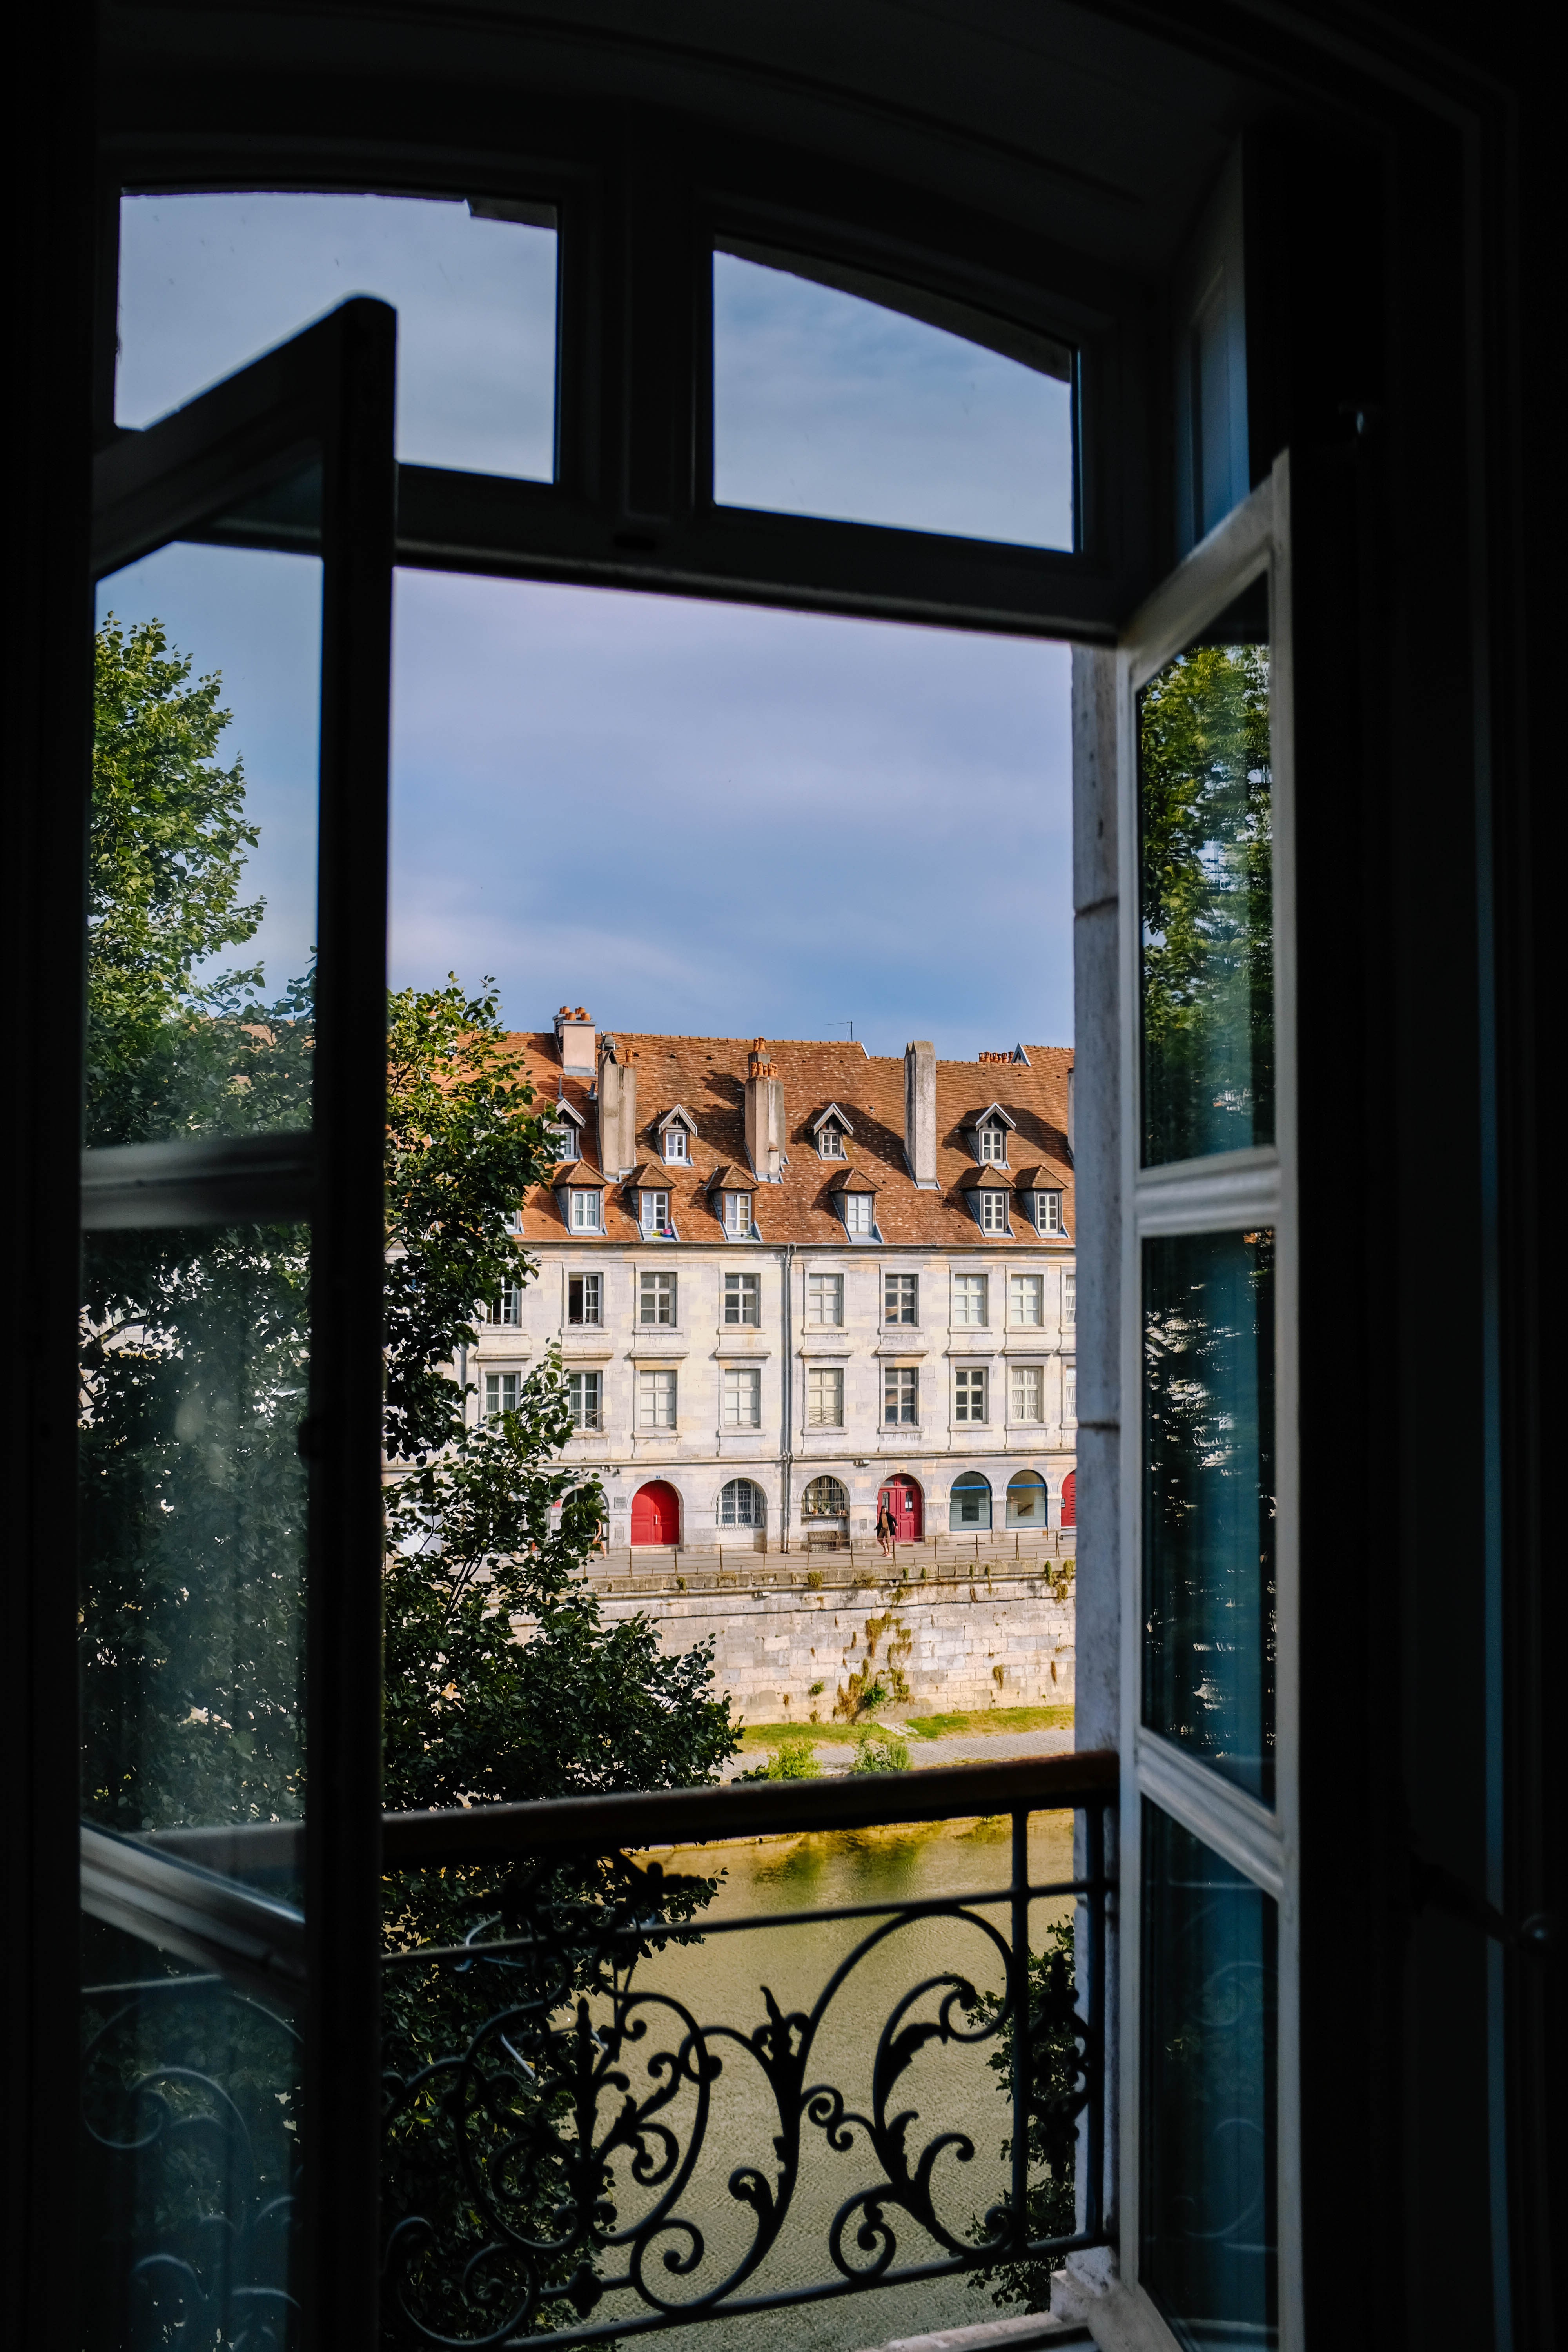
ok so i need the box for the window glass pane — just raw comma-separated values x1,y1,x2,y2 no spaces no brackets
1142,1230,1276,1802
1138,580,1273,1165
118,192,558,480
92,540,321,1148
81,1220,310,1871
1141,1804,1278,2351
713,248,1073,550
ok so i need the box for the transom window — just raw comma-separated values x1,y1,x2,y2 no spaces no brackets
807,1366,844,1426
977,1123,1007,1163
808,1272,844,1326
484,1370,520,1419
568,1272,601,1327
567,1370,602,1430
978,1189,1009,1234
723,1272,760,1326
884,1366,918,1425
719,1476,765,1527
636,1368,677,1429
1010,1273,1044,1326
884,1273,918,1325
1009,1364,1043,1422
953,1272,988,1326
722,1365,762,1427
569,1188,603,1232
639,1270,677,1326
954,1365,987,1422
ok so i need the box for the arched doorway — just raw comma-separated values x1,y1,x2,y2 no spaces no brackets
878,1474,922,1543
1060,1470,1076,1529
1007,1470,1048,1527
631,1480,681,1544
949,1472,993,1531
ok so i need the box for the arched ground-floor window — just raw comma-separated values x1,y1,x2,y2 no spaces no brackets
718,1477,764,1527
801,1475,848,1518
950,1472,993,1531
1007,1469,1048,1526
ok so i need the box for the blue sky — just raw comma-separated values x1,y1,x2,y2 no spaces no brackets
113,193,1073,1058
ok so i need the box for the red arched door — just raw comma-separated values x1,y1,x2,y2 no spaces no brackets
878,1474,923,1542
1060,1470,1076,1529
631,1480,681,1544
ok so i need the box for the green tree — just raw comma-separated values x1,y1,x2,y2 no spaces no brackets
967,1918,1084,2315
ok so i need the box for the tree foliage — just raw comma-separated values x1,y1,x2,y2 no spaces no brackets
967,1918,1083,2315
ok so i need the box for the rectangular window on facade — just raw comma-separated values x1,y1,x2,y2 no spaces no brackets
637,1368,677,1429
979,1190,1009,1233
884,1366,918,1425
567,1370,602,1430
639,1270,677,1326
954,1366,987,1422
642,1189,671,1233
483,1285,522,1326
569,1188,602,1232
485,1370,520,1419
724,1272,760,1326
568,1272,602,1327
978,1124,1007,1163
1010,1273,1044,1325
808,1272,844,1326
842,1191,874,1236
1010,1365,1043,1422
1035,1191,1063,1233
663,1127,688,1161
722,1366,762,1427
1063,1270,1077,1325
724,1191,753,1235
884,1273,918,1325
953,1272,988,1326
1064,1365,1077,1424
807,1366,844,1427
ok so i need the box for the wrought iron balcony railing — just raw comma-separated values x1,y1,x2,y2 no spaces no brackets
80,1751,1115,2348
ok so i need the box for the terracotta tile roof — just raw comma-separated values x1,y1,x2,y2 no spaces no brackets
508,1031,1073,1246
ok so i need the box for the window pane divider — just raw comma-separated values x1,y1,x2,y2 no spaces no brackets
1133,1728,1286,1902
80,1129,316,1229
1132,1152,1279,1237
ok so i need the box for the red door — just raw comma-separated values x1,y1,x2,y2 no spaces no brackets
878,1475,923,1543
1060,1471,1076,1529
631,1480,681,1544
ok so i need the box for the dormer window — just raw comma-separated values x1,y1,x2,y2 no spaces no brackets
568,1188,603,1233
810,1103,855,1162
662,1126,689,1162
641,1188,673,1235
842,1190,874,1236
722,1191,752,1236
1034,1190,1063,1234
818,1123,844,1160
978,1189,1009,1233
977,1123,1007,1163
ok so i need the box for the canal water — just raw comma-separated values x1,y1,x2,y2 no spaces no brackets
600,1808,1078,2352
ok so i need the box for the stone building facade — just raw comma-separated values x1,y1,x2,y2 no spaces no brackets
466,1009,1077,1557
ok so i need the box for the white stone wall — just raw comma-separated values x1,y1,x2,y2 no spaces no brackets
585,1559,1078,1721
468,1240,1077,1548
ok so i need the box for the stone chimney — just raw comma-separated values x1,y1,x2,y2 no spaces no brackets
904,1040,938,1188
553,1004,596,1074
744,1038,786,1181
597,1036,638,1176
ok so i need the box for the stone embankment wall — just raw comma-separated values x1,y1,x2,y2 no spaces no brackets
584,1533,1076,1720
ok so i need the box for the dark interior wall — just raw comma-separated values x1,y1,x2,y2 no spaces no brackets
3,5,1555,2347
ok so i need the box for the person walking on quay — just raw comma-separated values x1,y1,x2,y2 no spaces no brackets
876,1497,897,1561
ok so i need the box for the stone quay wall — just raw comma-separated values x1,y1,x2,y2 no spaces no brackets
583,1534,1076,1721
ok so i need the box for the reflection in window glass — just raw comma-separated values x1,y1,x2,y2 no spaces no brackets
1138,580,1272,1165
118,192,558,479
713,249,1074,549
1142,1230,1276,1801
92,538,322,1147
1141,1804,1278,2351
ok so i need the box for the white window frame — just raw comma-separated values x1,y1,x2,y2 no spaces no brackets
952,1272,988,1327
807,1271,844,1327
1062,1364,1076,1425
884,1272,918,1327
1009,1272,1044,1327
636,1367,677,1429
977,1122,1007,1163
806,1365,844,1427
1115,460,1301,2349
1034,1190,1063,1233
639,1270,677,1327
1009,1363,1044,1423
566,1369,602,1430
484,1369,520,1419
721,1364,762,1428
883,1365,918,1425
817,1123,845,1160
953,1365,987,1423
718,1476,764,1528
567,1270,602,1327
483,1284,523,1327
503,1206,523,1233
569,1187,603,1232
723,1271,760,1326
1062,1270,1077,1327
641,1188,672,1235
723,1190,753,1235
840,1189,875,1237
662,1125,689,1162
977,1189,1009,1234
